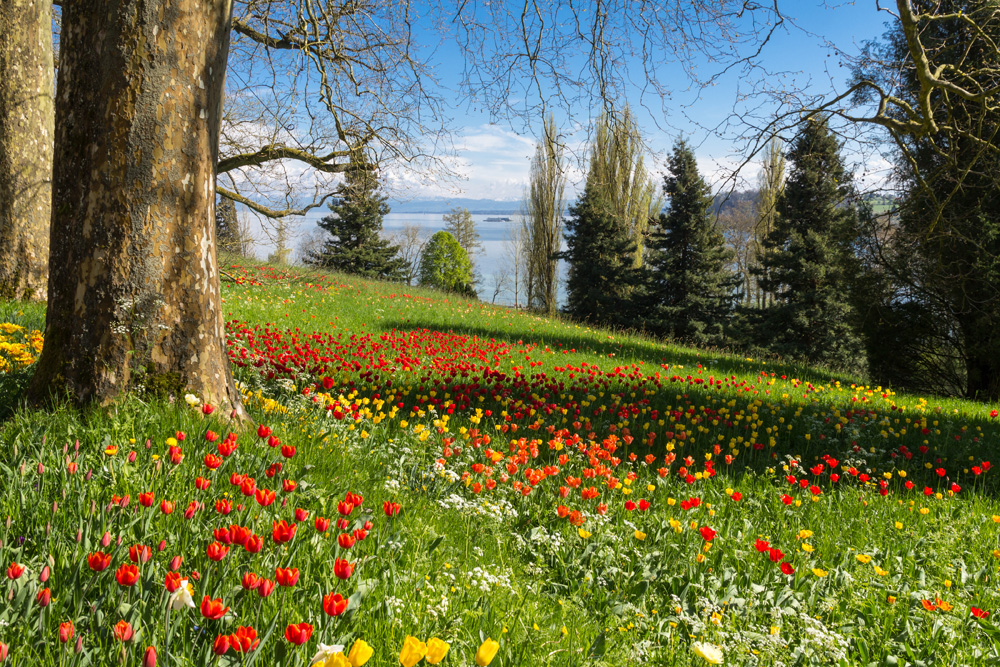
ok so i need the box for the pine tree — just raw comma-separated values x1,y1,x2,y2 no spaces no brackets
559,179,638,327
754,116,865,372
307,164,407,280
642,138,739,346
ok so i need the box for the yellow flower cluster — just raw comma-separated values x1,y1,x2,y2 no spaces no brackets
0,323,43,373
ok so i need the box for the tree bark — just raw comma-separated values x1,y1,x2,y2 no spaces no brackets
28,0,246,417
0,0,54,301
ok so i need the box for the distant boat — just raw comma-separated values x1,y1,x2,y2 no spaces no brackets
484,216,511,222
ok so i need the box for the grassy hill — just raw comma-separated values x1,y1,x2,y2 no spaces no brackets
0,258,997,666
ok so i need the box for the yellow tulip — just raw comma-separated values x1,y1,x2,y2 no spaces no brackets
326,654,351,667
634,530,646,541
399,636,426,667
349,640,374,667
691,641,724,664
425,638,450,665
475,638,499,666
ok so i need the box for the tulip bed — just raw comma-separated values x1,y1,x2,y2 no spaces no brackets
0,262,999,666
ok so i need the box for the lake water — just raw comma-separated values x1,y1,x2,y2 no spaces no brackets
274,210,567,307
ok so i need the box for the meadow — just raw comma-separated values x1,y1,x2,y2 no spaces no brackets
0,259,998,666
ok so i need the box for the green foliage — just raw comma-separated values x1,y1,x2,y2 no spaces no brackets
306,165,407,281
523,114,565,315
640,138,740,346
753,117,866,373
559,179,639,328
441,208,482,280
418,231,477,297
855,1,1000,400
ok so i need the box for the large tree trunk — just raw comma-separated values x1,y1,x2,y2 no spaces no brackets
0,0,53,301
28,0,246,417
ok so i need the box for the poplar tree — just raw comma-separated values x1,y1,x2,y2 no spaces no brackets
754,117,865,372
642,138,739,346
523,114,565,315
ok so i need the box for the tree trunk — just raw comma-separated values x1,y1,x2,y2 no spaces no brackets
0,0,53,301
28,0,246,417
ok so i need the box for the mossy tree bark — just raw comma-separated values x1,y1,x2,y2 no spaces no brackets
28,0,246,417
0,0,53,301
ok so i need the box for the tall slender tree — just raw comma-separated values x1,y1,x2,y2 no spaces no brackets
0,0,53,301
753,136,785,308
754,116,865,372
523,114,566,314
306,162,407,281
642,138,739,346
587,107,662,267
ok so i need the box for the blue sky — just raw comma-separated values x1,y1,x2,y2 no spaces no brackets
385,1,895,201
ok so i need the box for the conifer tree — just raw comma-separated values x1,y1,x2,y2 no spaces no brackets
642,138,739,346
559,179,638,327
307,163,407,281
754,116,865,371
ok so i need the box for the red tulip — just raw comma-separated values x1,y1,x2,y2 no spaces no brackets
142,645,158,667
215,499,233,515
160,500,175,515
213,634,232,655
972,607,990,619
6,563,23,580
206,542,229,562
129,545,152,564
88,552,111,572
333,558,354,580
204,453,222,469
116,564,140,587
36,588,51,606
232,626,260,652
195,476,211,491
169,555,183,571
200,595,230,620
282,479,297,492
244,534,264,554
337,501,354,517
338,533,356,549
699,526,717,541
59,621,74,643
314,517,330,532
280,445,296,459
294,508,309,522
275,567,299,587
284,622,313,645
255,488,275,507
257,578,275,598
241,572,262,590
323,592,348,616
383,501,401,517
272,520,297,544
114,620,134,642
139,492,155,507
256,425,272,439
202,403,215,415
165,572,183,593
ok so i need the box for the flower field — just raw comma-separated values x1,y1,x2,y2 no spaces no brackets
0,262,999,666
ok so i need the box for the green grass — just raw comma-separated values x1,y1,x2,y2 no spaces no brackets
0,257,997,666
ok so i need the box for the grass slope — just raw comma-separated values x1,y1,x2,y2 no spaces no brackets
0,258,996,666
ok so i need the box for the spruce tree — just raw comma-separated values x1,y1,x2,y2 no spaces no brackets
559,179,638,327
642,138,739,346
307,164,407,280
754,117,865,371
